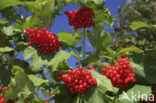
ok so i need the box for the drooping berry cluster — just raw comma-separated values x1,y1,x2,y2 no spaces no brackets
65,7,95,30
57,66,97,94
101,55,136,88
0,87,8,103
25,27,63,54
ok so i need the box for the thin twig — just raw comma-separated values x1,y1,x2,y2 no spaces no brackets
41,66,55,97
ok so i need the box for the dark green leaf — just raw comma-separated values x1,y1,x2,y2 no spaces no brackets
0,64,12,86
16,42,28,52
130,52,156,84
117,46,143,55
93,10,114,26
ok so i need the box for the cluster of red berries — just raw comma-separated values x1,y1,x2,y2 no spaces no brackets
0,95,6,103
0,87,8,103
65,7,95,30
101,55,136,88
57,66,97,94
25,27,63,54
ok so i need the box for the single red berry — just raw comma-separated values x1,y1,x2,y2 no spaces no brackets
1,87,8,92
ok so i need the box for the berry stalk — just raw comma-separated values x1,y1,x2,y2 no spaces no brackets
83,28,86,59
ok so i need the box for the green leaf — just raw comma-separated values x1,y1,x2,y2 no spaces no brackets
0,64,12,86
119,85,151,103
57,60,72,70
57,31,80,47
117,46,143,55
84,71,115,103
0,20,8,25
101,32,111,49
23,46,71,72
93,0,105,6
0,47,14,53
16,42,28,52
49,50,71,72
93,10,114,26
130,21,153,31
78,0,87,5
32,0,55,28
5,66,35,100
14,59,33,74
0,0,21,10
130,61,148,84
54,84,79,103
2,26,21,36
88,23,111,51
28,75,49,86
130,52,156,84
90,71,114,92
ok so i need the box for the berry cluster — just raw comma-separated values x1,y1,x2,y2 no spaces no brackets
25,28,63,54
65,7,95,30
57,66,97,94
0,87,8,103
101,55,136,88
0,95,6,103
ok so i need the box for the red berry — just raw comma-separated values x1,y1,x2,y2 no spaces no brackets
88,65,95,71
1,87,8,92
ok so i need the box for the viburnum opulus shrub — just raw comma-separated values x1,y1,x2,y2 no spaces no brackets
1,0,156,102
65,7,95,30
101,55,136,88
25,27,63,54
57,66,97,94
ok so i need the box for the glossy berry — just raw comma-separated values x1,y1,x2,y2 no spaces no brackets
1,87,8,92
25,27,63,54
65,7,95,30
57,66,97,94
101,55,136,88
89,66,95,71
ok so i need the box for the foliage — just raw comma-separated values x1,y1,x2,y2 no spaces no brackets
111,0,156,50
0,0,155,103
